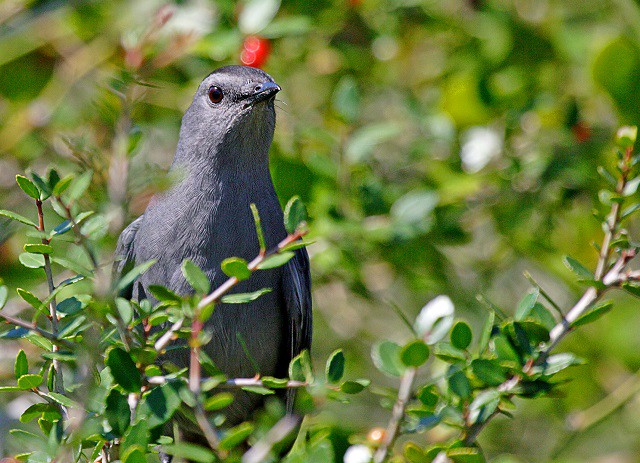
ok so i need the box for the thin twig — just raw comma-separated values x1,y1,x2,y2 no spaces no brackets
197,228,307,311
523,271,564,318
146,375,308,389
189,307,222,455
243,414,301,463
55,197,99,269
221,377,308,389
154,318,183,352
373,367,417,463
36,199,66,404
0,312,72,347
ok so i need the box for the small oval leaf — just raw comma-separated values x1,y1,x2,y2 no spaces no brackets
325,349,345,384
400,340,430,367
221,257,251,281
16,175,40,199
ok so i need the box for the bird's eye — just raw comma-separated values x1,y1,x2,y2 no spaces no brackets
207,86,223,104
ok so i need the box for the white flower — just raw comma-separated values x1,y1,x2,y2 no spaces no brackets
460,126,503,173
414,295,455,344
344,444,373,463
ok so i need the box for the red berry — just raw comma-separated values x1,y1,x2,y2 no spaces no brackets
241,36,270,68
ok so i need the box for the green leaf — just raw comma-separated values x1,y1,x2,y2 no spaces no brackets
15,350,28,379
41,351,76,362
204,392,234,411
622,202,640,219
137,381,182,429
346,122,402,163
280,240,314,252
433,343,466,362
42,391,75,408
106,347,141,392
181,259,210,294
0,386,21,392
543,353,585,375
340,379,370,394
448,369,471,399
404,441,428,463
120,418,148,450
64,170,93,202
29,172,51,200
106,389,131,436
257,251,295,270
417,385,439,408
122,447,146,463
219,422,254,450
450,321,473,350
372,340,405,377
260,376,289,388
325,349,345,384
493,335,520,364
116,260,156,294
284,196,308,233
478,311,495,353
622,282,640,298
0,209,37,228
23,244,53,255
250,203,267,252
518,319,550,344
597,166,618,187
112,299,133,326
19,252,45,268
563,256,594,281
17,374,43,389
50,220,72,237
162,444,216,463
515,288,539,321
20,403,60,423
289,349,313,382
221,257,251,281
242,385,276,395
572,301,614,327
400,340,430,367
52,174,73,196
332,75,361,122
471,359,507,386
148,285,182,304
529,303,556,331
469,389,501,425
16,175,40,199
57,297,83,315
222,288,272,304
0,285,8,309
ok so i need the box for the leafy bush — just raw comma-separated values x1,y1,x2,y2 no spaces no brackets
3,1,640,462
2,128,640,462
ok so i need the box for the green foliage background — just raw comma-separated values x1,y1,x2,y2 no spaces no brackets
1,0,640,461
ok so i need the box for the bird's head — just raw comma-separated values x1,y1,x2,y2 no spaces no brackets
177,65,281,169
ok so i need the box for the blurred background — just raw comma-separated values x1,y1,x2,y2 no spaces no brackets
1,0,640,461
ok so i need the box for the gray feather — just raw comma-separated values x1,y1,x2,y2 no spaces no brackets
113,65,312,426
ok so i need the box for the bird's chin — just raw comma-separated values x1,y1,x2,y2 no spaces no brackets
242,96,276,111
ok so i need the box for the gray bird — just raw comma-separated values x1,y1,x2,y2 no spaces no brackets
114,65,312,426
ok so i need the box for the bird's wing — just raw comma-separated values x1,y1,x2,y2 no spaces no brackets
113,215,144,298
281,246,312,413
282,247,312,359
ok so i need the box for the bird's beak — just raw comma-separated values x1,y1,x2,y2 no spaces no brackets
247,81,281,106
